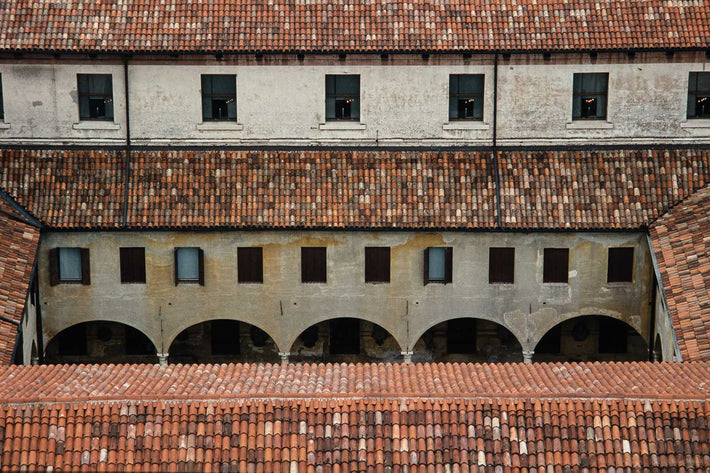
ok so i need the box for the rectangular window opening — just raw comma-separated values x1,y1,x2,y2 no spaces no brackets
365,247,390,283
201,74,237,121
449,74,484,120
572,72,608,120
688,72,710,119
301,247,327,283
49,247,90,285
543,248,569,283
175,247,204,285
120,247,146,284
489,247,515,284
607,247,634,283
424,247,453,284
237,247,263,284
326,75,360,121
77,74,114,120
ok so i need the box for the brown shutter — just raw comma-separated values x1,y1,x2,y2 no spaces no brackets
423,248,430,285
174,248,179,286
80,248,91,285
255,248,263,283
445,247,453,284
198,248,205,286
365,248,375,282
301,247,312,283
48,248,59,286
381,247,391,282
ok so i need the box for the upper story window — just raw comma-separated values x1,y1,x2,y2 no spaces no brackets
449,74,484,120
424,247,453,285
326,75,360,121
77,74,114,120
301,247,327,283
688,72,710,119
607,247,634,283
489,247,514,284
237,247,263,284
120,247,146,284
201,74,237,121
572,73,608,120
364,247,390,283
49,247,90,285
543,248,569,283
174,247,205,285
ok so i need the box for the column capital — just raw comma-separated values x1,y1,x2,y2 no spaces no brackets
279,352,291,364
522,350,534,364
401,351,414,364
157,353,169,365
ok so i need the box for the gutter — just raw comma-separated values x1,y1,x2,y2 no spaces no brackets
646,233,683,361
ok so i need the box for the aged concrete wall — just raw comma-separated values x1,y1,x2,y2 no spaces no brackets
653,286,681,362
38,230,653,361
19,288,38,365
1,52,707,146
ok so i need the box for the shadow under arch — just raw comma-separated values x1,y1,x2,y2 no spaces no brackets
45,321,157,364
654,334,663,362
533,314,647,362
168,319,279,364
411,317,523,363
289,317,402,363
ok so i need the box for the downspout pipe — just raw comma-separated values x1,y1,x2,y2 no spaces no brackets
492,53,502,229
122,56,132,227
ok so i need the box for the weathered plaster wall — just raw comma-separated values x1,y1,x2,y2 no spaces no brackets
653,286,681,362
19,289,38,365
1,52,708,146
39,230,653,361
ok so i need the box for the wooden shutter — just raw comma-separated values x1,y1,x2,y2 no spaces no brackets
543,248,569,283
80,248,91,285
365,247,390,283
445,247,453,284
238,248,263,283
173,248,179,286
423,248,430,285
379,247,391,282
198,248,205,286
48,248,59,286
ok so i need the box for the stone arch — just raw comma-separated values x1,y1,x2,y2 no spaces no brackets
168,319,279,364
533,315,647,362
289,317,402,363
411,317,523,363
45,321,158,364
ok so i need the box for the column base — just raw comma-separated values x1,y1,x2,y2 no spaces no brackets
401,351,414,364
157,353,169,365
522,351,534,364
279,352,290,364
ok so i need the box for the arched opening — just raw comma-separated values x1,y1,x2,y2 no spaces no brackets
45,321,157,364
534,315,647,362
412,318,522,363
654,335,663,362
168,320,279,364
290,318,401,363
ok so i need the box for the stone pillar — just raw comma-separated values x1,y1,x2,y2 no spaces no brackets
522,350,534,364
30,356,39,366
401,351,414,364
279,352,290,364
157,353,169,365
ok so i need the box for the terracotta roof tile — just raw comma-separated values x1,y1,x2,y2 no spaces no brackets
650,185,710,362
0,0,708,53
0,196,40,365
0,363,708,471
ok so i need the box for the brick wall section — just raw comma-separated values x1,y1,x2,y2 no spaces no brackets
651,186,710,362
1,0,709,53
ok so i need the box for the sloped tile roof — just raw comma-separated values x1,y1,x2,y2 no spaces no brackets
0,196,40,365
0,0,709,53
650,185,710,362
0,362,708,471
0,148,125,229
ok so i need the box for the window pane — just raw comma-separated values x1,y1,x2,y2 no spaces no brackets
607,247,634,283
210,75,236,95
457,74,484,94
428,247,446,281
693,72,710,92
543,248,569,283
201,75,237,120
59,248,82,281
335,75,359,95
177,247,200,281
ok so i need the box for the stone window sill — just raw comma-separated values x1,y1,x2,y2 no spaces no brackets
566,120,614,130
443,122,490,131
0,122,9,130
72,121,121,130
680,120,710,129
319,122,367,131
196,122,244,131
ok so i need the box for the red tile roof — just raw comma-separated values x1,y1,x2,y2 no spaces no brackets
0,195,40,365
0,362,708,471
4,147,710,230
1,0,709,53
650,185,710,362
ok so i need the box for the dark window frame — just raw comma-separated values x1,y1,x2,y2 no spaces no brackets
201,74,237,121
174,247,205,286
449,74,484,121
0,73,4,120
572,72,608,120
77,74,114,121
423,247,453,285
119,247,146,284
301,247,327,284
325,74,360,121
543,248,569,284
49,247,91,286
688,72,710,119
365,247,390,283
607,247,634,283
489,247,515,284
237,247,263,284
